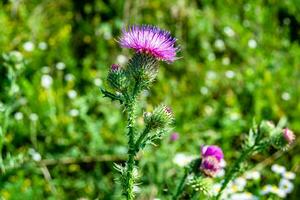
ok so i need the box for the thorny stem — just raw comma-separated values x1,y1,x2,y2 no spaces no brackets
125,100,137,200
125,81,142,200
134,125,151,153
173,168,189,200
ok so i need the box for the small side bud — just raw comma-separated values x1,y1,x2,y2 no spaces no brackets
186,176,213,197
107,64,128,91
144,105,174,130
271,128,295,150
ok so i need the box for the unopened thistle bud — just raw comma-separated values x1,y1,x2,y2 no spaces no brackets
186,176,213,197
271,128,295,150
107,64,127,91
144,105,174,130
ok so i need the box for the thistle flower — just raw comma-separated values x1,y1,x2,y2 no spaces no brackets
200,145,224,177
118,25,178,62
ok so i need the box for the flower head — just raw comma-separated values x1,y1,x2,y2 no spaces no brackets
201,145,224,161
118,25,178,62
200,145,224,177
283,128,295,145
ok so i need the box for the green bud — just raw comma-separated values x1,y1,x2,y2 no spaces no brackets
186,176,213,197
144,105,174,130
107,64,128,91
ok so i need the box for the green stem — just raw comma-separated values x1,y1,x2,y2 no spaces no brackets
173,168,189,200
124,81,141,200
134,125,151,153
125,101,136,200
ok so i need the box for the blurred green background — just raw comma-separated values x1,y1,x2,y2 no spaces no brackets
0,0,299,199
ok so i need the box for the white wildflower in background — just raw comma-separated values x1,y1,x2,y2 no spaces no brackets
10,51,23,63
208,53,216,61
244,171,261,180
14,112,24,121
212,183,222,195
229,112,240,121
23,41,35,52
282,171,296,180
38,42,48,50
214,39,225,51
29,113,39,121
28,148,42,161
11,84,20,94
173,153,197,167
41,74,53,89
94,78,102,86
248,39,257,49
67,90,77,99
206,70,217,80
222,57,231,65
229,192,258,200
271,164,286,175
224,26,235,37
65,73,75,82
270,185,286,198
225,70,235,79
19,97,27,105
281,92,291,101
261,185,273,195
117,54,127,65
279,179,294,194
56,62,66,70
69,109,79,117
200,86,209,95
41,66,50,74
216,169,225,177
234,177,247,191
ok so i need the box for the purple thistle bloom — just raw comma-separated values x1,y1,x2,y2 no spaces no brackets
201,145,224,161
118,25,178,62
200,145,224,177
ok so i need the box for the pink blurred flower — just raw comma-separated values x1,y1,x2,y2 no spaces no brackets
170,132,179,141
118,25,178,62
283,128,295,144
